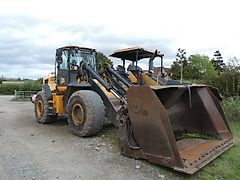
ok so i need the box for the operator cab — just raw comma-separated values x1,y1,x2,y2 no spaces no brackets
55,46,97,86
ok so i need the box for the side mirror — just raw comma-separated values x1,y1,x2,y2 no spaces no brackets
56,49,63,64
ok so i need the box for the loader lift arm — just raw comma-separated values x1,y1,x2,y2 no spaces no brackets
82,63,128,104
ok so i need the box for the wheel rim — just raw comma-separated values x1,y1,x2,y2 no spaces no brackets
36,100,43,117
72,103,85,126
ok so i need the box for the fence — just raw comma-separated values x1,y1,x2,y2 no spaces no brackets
14,90,38,100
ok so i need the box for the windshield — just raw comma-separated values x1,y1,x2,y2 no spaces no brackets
59,48,96,71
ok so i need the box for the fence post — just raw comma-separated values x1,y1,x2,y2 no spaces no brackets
14,90,17,100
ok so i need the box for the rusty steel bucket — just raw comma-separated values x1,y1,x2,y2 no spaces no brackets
118,85,234,174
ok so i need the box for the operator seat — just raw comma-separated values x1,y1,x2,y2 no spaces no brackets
127,64,143,84
116,65,128,79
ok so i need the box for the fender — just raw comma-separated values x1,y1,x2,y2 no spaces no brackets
43,84,52,100
63,82,92,112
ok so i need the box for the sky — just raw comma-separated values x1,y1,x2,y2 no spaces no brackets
0,0,239,79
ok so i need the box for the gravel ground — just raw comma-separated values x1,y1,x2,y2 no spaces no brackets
0,96,174,180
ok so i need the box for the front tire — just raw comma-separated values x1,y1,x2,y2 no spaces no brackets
67,90,105,137
34,91,56,124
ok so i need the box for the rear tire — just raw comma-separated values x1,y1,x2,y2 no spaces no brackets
34,91,56,124
67,90,105,137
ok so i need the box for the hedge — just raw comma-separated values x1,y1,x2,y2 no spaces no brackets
0,81,42,95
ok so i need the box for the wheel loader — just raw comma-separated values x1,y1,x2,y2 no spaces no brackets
110,46,194,86
34,45,234,174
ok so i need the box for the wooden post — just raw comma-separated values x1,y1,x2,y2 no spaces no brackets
14,90,17,100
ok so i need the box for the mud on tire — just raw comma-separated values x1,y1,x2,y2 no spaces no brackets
67,90,105,137
34,91,56,124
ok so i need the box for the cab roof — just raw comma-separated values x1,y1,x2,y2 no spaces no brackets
110,46,164,61
57,45,96,52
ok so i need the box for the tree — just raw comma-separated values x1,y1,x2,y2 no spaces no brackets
225,57,240,96
176,48,187,83
171,54,217,80
170,61,181,79
171,48,187,80
211,50,226,74
96,52,113,74
187,54,217,80
228,56,240,70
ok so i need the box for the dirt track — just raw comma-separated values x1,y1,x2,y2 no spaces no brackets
0,96,170,180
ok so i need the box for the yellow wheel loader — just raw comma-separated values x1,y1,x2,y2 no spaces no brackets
34,45,234,174
110,46,187,86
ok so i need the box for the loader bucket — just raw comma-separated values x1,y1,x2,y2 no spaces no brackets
118,85,234,174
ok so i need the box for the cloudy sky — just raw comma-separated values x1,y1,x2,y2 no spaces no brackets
0,0,239,79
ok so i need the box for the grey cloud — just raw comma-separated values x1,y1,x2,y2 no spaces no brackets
55,23,177,57
0,15,176,78
0,63,53,79
0,14,44,29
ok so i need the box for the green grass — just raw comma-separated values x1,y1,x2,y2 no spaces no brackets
175,131,220,141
